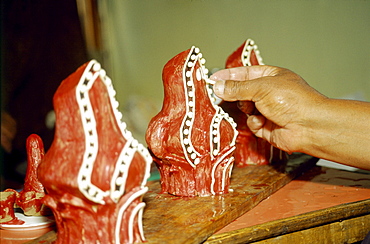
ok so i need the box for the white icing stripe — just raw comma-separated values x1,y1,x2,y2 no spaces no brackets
75,60,152,204
115,187,148,244
222,157,235,192
128,202,146,243
137,203,146,241
210,146,236,195
241,39,265,66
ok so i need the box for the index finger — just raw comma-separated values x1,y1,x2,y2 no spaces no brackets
210,65,281,82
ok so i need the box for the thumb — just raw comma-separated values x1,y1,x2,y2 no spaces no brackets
213,79,244,101
211,65,284,102
213,78,264,102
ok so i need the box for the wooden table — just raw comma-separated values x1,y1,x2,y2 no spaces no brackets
206,199,370,243
206,166,370,243
17,153,370,243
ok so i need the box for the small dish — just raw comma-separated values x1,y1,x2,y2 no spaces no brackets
0,212,55,231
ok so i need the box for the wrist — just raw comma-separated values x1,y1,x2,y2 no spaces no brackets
299,96,332,156
300,97,370,169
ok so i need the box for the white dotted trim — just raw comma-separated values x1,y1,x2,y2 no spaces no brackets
180,47,238,170
128,202,146,243
180,47,203,168
209,108,238,161
241,39,264,66
110,138,144,203
75,60,152,204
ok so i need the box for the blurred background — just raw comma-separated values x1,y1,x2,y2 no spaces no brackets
1,0,369,189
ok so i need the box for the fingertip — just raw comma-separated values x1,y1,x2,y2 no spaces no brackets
213,80,225,97
247,115,265,136
210,69,229,81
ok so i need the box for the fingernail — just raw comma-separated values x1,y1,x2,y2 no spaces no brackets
213,80,225,96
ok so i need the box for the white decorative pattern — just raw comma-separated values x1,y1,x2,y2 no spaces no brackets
210,147,235,194
241,39,265,66
180,47,238,170
75,59,152,206
115,187,148,244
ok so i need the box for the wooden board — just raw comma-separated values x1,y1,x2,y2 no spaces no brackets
205,199,370,243
27,153,317,244
252,214,370,244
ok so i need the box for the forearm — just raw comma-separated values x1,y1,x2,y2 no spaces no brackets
302,98,370,170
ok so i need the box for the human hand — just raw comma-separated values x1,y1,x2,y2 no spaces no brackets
211,65,327,154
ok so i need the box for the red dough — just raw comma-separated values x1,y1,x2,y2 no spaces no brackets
23,134,45,193
1,134,48,224
38,60,152,243
146,47,238,197
222,39,288,166
225,39,262,68
16,134,49,216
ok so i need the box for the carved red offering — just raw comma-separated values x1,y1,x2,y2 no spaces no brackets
16,134,49,216
38,60,152,243
146,47,238,197
222,39,288,166
1,134,48,224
